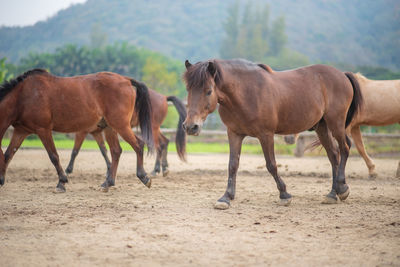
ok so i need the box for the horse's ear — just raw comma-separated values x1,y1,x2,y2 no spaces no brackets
208,61,216,77
185,60,192,69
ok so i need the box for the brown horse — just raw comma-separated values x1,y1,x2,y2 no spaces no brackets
64,89,187,177
183,59,362,209
285,73,400,178
0,69,154,192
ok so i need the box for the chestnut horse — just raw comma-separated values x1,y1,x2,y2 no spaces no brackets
65,89,187,177
284,73,400,178
0,69,153,192
183,59,362,209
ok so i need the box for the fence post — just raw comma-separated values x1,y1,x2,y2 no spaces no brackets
294,136,306,157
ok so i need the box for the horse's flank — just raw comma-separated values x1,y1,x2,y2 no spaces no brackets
352,73,400,126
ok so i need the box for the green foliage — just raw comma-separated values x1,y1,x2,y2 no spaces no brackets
13,42,186,97
220,1,309,69
142,57,180,96
0,57,13,83
161,106,179,129
0,0,398,70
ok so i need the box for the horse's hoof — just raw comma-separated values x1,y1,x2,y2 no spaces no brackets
54,186,66,193
321,195,338,204
279,197,292,206
162,169,169,177
338,187,350,201
0,177,5,186
150,171,158,178
368,173,378,179
214,201,230,210
145,178,152,188
65,168,73,174
100,186,109,193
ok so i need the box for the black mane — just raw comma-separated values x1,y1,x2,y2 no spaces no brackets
183,59,270,90
0,68,48,103
183,60,223,90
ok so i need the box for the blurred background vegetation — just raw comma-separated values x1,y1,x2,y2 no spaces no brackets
0,0,399,133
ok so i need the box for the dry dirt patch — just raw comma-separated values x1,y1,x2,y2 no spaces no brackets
0,149,399,266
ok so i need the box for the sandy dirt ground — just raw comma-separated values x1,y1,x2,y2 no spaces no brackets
0,148,399,266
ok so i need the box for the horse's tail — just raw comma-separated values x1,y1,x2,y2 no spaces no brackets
130,78,154,152
167,96,187,161
344,72,363,128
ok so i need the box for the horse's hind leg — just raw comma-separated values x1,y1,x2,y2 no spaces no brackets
65,132,86,174
315,121,341,204
328,125,351,201
159,133,170,177
1,128,30,186
117,127,151,188
101,127,121,191
36,129,68,193
259,133,292,206
351,126,376,178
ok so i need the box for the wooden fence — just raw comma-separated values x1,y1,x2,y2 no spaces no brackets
3,127,400,157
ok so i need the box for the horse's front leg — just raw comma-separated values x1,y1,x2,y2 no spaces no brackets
2,128,30,187
259,133,292,206
215,129,244,210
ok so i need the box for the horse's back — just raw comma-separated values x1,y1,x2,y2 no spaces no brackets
16,72,134,133
355,77,400,125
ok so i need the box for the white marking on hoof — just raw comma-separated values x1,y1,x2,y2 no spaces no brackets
53,187,66,194
100,186,109,193
279,198,292,206
338,188,350,201
145,178,152,188
214,201,230,210
321,196,338,204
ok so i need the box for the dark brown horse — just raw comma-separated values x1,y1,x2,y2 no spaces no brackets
64,89,187,177
183,59,362,209
0,69,154,192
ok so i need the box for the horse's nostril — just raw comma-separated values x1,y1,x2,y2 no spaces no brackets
192,124,199,131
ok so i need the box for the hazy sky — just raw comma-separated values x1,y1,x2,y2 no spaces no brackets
0,0,87,27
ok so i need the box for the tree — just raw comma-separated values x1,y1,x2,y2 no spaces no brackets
90,23,108,48
269,16,287,56
219,1,308,69
220,0,240,59
142,57,179,96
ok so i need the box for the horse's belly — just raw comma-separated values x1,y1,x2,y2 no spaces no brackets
275,111,323,135
51,111,101,132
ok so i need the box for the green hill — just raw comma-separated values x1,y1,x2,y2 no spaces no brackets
1,0,399,69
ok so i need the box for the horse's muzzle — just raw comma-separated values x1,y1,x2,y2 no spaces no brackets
183,123,201,136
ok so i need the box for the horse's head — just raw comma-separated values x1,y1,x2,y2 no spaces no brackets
182,60,219,135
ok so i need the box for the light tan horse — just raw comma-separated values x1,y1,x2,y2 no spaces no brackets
285,73,400,178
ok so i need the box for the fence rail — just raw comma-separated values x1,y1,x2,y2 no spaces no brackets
4,126,400,145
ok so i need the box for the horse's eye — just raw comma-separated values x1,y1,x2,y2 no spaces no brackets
206,90,212,96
